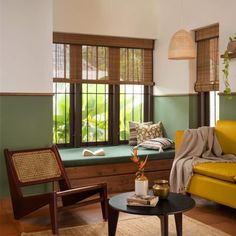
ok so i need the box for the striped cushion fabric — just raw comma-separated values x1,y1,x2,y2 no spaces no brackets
139,137,174,151
129,121,153,146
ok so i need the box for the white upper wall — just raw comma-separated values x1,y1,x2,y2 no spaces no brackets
1,0,235,94
1,0,53,93
54,0,236,95
53,0,159,39
155,0,236,95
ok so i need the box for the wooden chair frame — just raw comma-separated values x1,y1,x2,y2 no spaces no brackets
4,145,108,234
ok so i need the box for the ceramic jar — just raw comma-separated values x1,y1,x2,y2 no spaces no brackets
152,179,170,199
135,174,148,196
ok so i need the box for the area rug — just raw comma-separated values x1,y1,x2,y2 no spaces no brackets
21,215,230,236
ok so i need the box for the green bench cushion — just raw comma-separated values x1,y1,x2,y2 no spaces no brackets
59,145,175,167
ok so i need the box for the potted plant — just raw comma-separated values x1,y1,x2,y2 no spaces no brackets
227,36,236,53
222,36,236,100
130,148,149,196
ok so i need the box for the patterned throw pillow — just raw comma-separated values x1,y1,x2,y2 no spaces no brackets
129,121,153,146
139,137,174,151
136,122,163,144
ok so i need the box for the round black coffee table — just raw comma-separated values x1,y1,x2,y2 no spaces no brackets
108,191,195,236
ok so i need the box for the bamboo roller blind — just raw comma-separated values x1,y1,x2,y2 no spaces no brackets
53,32,154,86
195,24,219,92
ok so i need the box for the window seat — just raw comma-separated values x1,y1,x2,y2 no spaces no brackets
59,145,175,167
59,145,175,193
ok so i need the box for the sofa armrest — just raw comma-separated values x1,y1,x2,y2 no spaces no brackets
215,120,236,155
175,130,185,151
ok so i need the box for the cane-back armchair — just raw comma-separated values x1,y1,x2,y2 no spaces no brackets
4,145,108,234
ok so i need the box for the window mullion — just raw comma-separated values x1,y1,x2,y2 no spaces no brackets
70,45,82,147
108,84,114,145
96,47,98,143
113,85,120,145
55,84,58,143
74,84,82,147
144,86,153,122
108,47,120,144
69,84,75,147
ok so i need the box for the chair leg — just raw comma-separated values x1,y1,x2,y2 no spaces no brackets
100,185,108,220
49,192,59,235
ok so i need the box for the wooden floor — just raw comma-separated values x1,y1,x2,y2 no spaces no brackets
1,195,236,236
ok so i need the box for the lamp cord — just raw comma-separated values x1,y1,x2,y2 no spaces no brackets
180,0,184,29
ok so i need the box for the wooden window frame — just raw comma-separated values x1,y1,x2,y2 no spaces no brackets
195,24,219,126
53,33,154,147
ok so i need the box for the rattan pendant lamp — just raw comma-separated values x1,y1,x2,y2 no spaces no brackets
168,0,196,60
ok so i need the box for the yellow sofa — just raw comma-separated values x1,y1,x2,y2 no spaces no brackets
176,120,236,209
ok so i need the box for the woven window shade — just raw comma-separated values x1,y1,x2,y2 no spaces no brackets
53,44,70,79
195,24,219,92
70,45,82,81
144,50,153,83
195,24,219,41
53,33,154,86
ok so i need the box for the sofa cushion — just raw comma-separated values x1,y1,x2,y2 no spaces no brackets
215,120,236,155
59,145,175,167
193,162,236,182
175,130,185,151
139,137,174,151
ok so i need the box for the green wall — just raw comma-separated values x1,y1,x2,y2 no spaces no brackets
0,96,53,197
0,93,234,198
154,94,236,140
153,95,198,140
219,94,236,120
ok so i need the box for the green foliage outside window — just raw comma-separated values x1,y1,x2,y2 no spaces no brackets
82,84,109,142
53,84,144,144
53,94,70,144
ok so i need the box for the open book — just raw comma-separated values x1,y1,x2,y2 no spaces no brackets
82,148,105,156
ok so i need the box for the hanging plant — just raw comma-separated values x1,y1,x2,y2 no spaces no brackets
222,36,236,100
222,49,232,100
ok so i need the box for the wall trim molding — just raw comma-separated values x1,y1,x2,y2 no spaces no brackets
153,93,198,97
0,92,54,96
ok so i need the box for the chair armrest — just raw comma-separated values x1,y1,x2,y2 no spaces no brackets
56,183,106,197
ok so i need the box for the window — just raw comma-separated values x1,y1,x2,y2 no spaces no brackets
53,33,154,147
82,83,109,143
53,83,70,144
195,24,219,126
120,84,144,141
209,91,219,127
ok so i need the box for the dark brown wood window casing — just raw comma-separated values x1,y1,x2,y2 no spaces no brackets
195,24,219,92
53,32,154,86
53,32,154,147
195,24,219,127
